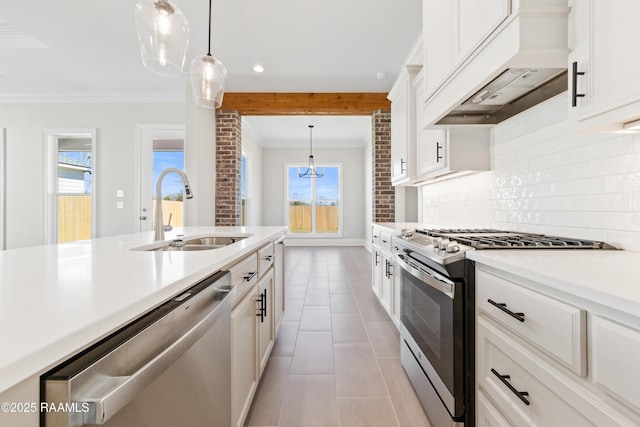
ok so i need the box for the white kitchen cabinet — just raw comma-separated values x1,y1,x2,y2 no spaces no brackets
273,237,285,331
569,0,640,132
389,65,421,185
475,264,640,426
371,226,396,320
231,287,258,427
257,269,275,377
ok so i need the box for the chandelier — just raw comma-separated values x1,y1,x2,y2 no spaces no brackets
298,125,324,178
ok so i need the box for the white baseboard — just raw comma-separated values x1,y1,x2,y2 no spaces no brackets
285,238,366,247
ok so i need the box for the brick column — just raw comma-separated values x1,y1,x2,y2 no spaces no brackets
215,110,242,226
372,109,395,222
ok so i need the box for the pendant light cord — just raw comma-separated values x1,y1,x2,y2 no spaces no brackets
207,0,212,56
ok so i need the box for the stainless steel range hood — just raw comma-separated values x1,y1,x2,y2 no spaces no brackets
436,68,568,126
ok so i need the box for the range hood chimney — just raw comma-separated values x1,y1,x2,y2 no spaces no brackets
422,3,570,127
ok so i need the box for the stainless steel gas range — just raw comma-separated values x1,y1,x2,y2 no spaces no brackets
393,228,616,427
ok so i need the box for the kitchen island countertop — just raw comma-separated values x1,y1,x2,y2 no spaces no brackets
0,226,286,395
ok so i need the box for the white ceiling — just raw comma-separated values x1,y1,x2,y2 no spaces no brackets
0,0,421,143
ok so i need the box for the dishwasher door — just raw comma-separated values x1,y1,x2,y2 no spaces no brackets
41,270,234,427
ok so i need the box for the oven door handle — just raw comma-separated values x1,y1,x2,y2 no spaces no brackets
395,253,454,299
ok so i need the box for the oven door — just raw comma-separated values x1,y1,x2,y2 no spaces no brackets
395,251,465,421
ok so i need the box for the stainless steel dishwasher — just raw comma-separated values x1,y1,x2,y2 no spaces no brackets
41,270,235,427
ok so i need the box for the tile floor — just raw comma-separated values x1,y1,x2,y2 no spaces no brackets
244,246,431,427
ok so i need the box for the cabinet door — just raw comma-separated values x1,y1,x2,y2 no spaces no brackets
380,253,393,315
231,288,259,427
570,0,640,127
390,75,410,184
417,129,447,178
273,239,285,331
423,0,454,97
257,269,275,376
372,248,382,297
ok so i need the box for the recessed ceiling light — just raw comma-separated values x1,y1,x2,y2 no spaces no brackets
376,72,386,80
253,64,264,73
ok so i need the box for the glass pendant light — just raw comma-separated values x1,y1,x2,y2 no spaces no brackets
298,125,325,178
190,0,227,109
134,0,190,76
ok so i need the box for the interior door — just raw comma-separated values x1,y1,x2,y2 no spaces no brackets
136,125,186,232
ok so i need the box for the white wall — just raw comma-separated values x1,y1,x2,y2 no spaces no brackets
241,119,264,226
420,94,640,251
262,146,366,244
0,102,185,249
364,139,373,250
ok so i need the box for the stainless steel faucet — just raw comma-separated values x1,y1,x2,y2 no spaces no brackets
154,168,193,241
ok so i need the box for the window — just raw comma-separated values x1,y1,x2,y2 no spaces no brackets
45,129,96,244
286,164,341,235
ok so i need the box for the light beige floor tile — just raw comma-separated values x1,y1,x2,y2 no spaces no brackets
279,375,339,427
271,322,299,357
350,282,377,300
365,320,401,358
291,331,334,374
329,280,352,295
304,288,331,306
332,313,369,343
334,343,387,397
356,298,390,321
337,397,400,427
299,306,332,331
308,276,329,288
286,286,307,300
378,358,431,427
245,357,292,426
330,293,359,313
282,299,304,322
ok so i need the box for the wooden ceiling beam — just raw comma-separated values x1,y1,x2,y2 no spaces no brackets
220,92,390,115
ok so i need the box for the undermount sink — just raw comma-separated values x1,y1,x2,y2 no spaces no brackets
130,235,249,252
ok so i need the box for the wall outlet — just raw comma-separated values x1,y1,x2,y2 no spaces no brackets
116,201,124,209
116,190,125,198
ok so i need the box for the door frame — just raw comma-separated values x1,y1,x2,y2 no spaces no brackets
43,128,97,244
134,124,186,232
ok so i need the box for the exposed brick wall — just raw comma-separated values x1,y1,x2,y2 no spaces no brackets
215,110,242,226
372,109,395,222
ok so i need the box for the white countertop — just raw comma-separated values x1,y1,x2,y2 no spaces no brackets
467,249,640,327
0,226,286,395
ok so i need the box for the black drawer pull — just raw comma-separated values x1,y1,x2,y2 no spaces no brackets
244,271,257,282
487,299,525,322
265,255,274,262
491,368,530,406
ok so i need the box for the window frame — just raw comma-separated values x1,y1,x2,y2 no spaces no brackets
284,162,343,238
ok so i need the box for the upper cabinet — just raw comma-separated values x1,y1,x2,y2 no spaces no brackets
421,0,570,127
388,35,423,186
569,0,640,132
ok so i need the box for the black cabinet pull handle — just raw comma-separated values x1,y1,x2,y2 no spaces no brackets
262,289,267,318
487,299,525,322
257,292,265,322
491,369,530,406
436,142,443,162
571,61,586,107
265,255,274,262
400,158,406,174
244,271,257,282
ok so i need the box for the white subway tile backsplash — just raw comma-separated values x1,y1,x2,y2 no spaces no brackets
420,95,640,250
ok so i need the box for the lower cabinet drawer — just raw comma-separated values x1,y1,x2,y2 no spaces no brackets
477,269,586,375
591,315,640,415
257,243,274,278
477,316,620,427
229,254,259,305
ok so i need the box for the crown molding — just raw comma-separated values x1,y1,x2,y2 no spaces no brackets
0,92,185,103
